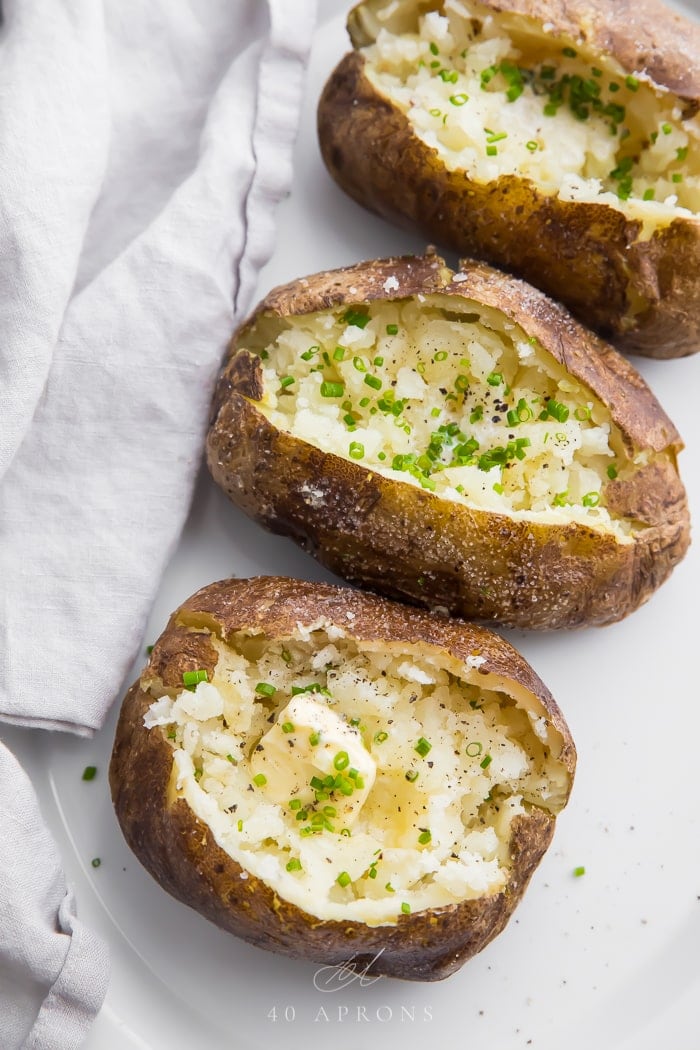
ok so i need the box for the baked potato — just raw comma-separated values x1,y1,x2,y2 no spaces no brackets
317,0,700,358
206,252,690,630
109,576,575,980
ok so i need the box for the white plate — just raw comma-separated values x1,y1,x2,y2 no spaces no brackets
5,2,700,1047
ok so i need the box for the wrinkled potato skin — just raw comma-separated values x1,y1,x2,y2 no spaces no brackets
110,577,575,981
206,254,690,630
318,0,700,358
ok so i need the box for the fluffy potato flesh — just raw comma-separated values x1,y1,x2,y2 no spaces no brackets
242,293,647,538
144,624,569,926
358,0,699,224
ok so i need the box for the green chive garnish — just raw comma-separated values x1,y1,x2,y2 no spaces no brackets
386,324,399,335
337,871,352,888
182,669,208,689
255,682,276,697
82,766,97,782
480,753,493,769
418,829,432,845
466,742,483,757
333,751,350,771
252,773,267,787
582,492,600,507
348,442,365,460
320,381,344,398
401,902,411,915
415,737,432,758
573,865,586,877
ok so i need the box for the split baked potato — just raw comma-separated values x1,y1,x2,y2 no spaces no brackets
109,576,575,980
206,252,689,630
318,0,700,358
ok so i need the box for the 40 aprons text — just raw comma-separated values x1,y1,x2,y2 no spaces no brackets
266,1004,433,1023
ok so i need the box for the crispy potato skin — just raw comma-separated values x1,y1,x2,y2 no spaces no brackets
206,255,690,630
318,0,700,358
110,577,574,980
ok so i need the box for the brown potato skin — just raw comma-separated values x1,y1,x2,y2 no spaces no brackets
318,0,700,358
110,576,575,981
206,254,690,630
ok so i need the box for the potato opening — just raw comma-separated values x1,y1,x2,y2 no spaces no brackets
242,294,643,536
145,625,569,925
357,0,699,224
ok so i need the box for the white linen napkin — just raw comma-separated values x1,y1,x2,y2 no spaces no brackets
0,0,318,1043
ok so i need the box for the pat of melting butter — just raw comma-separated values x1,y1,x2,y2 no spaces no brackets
249,694,376,827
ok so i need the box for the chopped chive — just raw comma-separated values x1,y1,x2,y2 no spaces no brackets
252,773,267,787
309,731,320,747
433,350,448,362
301,345,319,361
526,140,538,151
348,442,365,460
574,405,592,421
418,829,432,845
343,307,370,329
385,882,395,893
336,871,352,888
625,75,639,91
486,145,498,156
480,753,493,769
386,323,399,335
429,107,442,117
289,798,302,810
373,356,384,367
320,381,344,398
414,737,432,758
82,766,97,782
146,644,154,654
286,858,302,872
255,682,276,697
607,464,618,479
237,819,244,832
562,46,577,57
546,399,570,423
582,491,600,507
333,346,346,361
450,93,469,106
333,750,350,771
91,857,101,868
226,753,237,764
182,669,208,688
642,188,655,200
672,173,683,183
279,375,294,389
401,902,411,915
352,356,368,373
405,769,419,782
466,741,483,757
429,41,439,55
662,122,672,135
364,374,382,390
486,371,503,386
340,828,352,837
573,865,586,877
374,731,388,744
